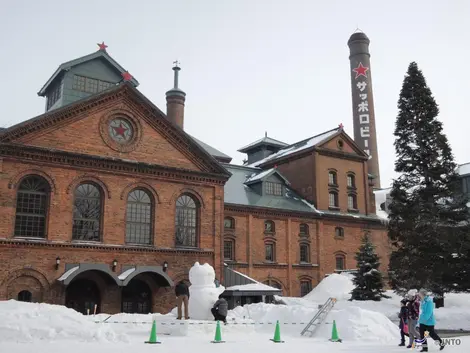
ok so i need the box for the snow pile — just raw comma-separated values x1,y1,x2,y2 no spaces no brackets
0,300,128,343
303,273,355,303
230,302,399,342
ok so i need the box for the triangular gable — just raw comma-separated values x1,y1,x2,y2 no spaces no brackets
1,83,230,177
244,167,291,186
316,129,369,158
38,50,139,96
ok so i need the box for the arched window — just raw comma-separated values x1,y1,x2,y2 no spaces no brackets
224,217,235,230
175,194,198,247
224,239,235,261
263,279,282,290
328,170,337,185
14,175,50,238
300,243,310,263
18,290,32,302
335,254,345,270
328,191,338,208
72,183,102,241
126,189,152,245
300,279,312,297
265,242,275,262
299,223,309,236
264,220,275,233
335,227,344,238
348,194,358,210
347,173,356,188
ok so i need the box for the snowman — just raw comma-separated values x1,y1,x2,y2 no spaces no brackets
187,262,225,320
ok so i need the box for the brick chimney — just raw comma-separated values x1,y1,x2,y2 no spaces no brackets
165,61,186,129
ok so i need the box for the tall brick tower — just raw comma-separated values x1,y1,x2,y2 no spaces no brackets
348,31,381,188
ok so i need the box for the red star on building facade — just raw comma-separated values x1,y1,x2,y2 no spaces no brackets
352,62,369,79
97,42,108,51
112,123,128,138
121,71,133,81
338,123,344,129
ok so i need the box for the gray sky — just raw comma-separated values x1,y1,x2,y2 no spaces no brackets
1,0,469,188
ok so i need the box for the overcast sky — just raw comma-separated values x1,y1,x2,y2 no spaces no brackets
1,0,469,188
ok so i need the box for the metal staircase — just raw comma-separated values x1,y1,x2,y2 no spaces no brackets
300,297,337,337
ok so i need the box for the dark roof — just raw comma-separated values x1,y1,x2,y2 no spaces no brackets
238,136,288,153
189,135,232,163
247,127,341,167
222,163,318,213
38,49,139,96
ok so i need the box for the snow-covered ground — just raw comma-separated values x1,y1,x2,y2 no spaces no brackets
1,272,470,352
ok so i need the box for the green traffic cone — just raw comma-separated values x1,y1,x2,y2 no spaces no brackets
145,320,161,344
211,320,225,343
329,320,342,342
270,320,284,343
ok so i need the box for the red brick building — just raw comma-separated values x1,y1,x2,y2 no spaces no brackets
0,45,390,314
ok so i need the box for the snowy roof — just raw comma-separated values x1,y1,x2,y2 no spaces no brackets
458,162,470,176
225,283,282,292
247,127,340,167
244,167,290,185
223,163,319,214
57,266,79,281
238,136,288,153
118,268,136,280
189,135,232,163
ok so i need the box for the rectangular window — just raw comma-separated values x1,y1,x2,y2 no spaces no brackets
328,172,337,185
300,281,312,297
329,192,338,207
348,195,356,209
265,182,282,196
265,244,275,262
224,240,234,260
347,175,355,187
335,256,345,270
85,77,99,93
73,75,86,91
300,244,309,263
72,74,114,94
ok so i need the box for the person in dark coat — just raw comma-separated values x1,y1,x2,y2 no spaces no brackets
398,298,409,346
175,280,190,320
211,295,228,324
406,292,421,348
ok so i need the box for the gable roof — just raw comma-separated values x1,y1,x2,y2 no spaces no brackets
189,135,232,163
1,82,230,178
247,127,369,168
238,136,288,153
38,49,139,96
223,164,318,214
244,167,290,186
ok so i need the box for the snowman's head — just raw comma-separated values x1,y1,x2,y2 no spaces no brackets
189,262,216,286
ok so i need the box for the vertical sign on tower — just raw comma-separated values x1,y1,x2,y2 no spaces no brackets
348,32,381,188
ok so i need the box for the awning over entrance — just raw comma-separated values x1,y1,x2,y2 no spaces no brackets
57,263,121,286
57,264,174,287
119,266,174,287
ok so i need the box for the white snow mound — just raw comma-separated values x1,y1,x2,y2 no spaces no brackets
0,300,128,343
304,273,355,302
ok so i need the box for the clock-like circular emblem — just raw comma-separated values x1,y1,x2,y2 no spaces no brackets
108,118,133,144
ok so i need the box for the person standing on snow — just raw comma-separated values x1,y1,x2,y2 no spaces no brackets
175,280,190,320
398,298,409,346
211,295,228,324
417,288,444,351
406,292,421,348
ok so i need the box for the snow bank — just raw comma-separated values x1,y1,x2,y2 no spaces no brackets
0,300,128,343
230,301,399,342
303,273,355,303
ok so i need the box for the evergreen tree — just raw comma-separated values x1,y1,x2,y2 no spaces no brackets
350,233,389,301
388,62,470,301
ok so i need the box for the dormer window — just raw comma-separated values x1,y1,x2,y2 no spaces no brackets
265,182,282,196
72,74,114,94
46,82,62,110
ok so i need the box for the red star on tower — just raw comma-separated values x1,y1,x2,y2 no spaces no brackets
121,71,133,81
338,123,344,129
352,62,369,79
113,123,128,138
97,42,108,51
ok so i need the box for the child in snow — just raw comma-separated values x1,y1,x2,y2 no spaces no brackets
398,298,409,346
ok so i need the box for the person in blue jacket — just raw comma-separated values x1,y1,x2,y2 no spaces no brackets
418,288,444,351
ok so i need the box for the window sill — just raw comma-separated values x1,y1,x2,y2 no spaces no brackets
13,236,47,241
347,208,359,213
328,206,340,211
335,236,345,240
347,186,357,190
293,263,319,268
263,231,276,236
125,243,154,248
298,233,309,237
328,183,339,188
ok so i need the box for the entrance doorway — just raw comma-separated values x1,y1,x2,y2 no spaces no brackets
66,279,101,315
121,279,152,314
